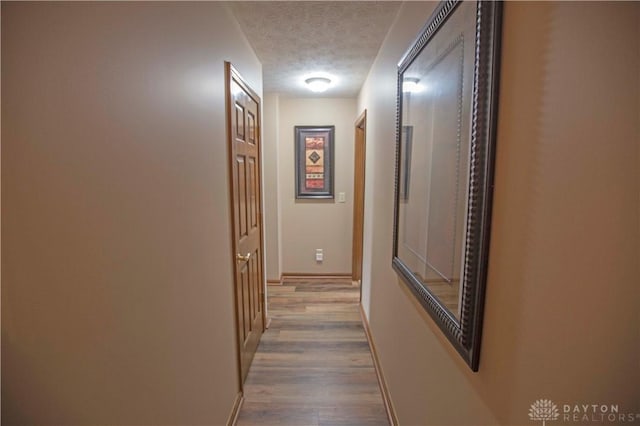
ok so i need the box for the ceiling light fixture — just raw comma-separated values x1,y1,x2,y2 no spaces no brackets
305,77,331,93
402,77,423,93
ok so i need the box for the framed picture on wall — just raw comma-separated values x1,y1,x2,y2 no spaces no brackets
294,125,335,199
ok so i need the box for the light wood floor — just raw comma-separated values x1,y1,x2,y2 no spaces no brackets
236,278,389,426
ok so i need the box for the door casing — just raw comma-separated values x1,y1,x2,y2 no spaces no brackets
352,110,367,286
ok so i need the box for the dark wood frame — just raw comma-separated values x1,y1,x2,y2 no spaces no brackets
391,0,502,371
294,125,335,199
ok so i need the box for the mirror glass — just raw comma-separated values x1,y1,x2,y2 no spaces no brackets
396,1,476,321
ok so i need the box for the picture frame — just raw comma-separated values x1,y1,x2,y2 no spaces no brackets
295,125,335,199
391,0,502,371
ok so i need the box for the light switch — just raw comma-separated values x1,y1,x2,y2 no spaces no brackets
338,192,346,203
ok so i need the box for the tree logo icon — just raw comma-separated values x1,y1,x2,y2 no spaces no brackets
529,399,559,426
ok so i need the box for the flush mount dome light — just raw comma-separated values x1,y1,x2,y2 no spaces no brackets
305,77,331,93
402,77,422,93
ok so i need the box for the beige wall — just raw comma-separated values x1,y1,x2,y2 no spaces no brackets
263,93,282,281
359,2,640,425
1,2,262,424
277,97,357,275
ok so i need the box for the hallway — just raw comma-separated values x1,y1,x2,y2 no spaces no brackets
236,278,389,426
3,2,639,425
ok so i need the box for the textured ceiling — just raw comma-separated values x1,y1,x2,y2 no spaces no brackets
229,1,401,98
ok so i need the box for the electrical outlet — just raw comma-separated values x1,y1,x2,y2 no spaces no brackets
315,249,323,262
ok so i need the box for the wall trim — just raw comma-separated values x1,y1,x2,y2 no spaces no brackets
267,279,282,285
281,272,352,281
360,304,399,426
226,392,244,426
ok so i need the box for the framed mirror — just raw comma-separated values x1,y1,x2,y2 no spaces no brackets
392,0,502,371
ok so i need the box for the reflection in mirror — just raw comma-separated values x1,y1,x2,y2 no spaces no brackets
392,0,502,371
397,1,476,321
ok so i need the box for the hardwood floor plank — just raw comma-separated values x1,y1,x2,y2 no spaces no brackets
318,405,389,426
245,368,380,386
236,280,389,426
237,402,319,426
256,340,371,353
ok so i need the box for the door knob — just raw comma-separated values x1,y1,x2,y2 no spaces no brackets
236,252,251,262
